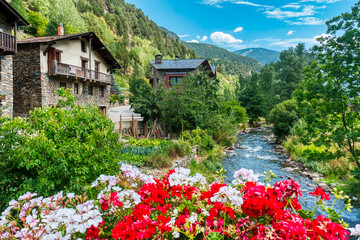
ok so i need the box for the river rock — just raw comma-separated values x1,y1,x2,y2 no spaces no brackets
329,183,337,189
306,182,316,188
284,167,293,172
318,182,331,192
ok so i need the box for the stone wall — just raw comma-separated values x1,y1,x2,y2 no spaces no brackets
13,44,42,117
151,68,195,89
0,11,12,34
0,55,13,116
42,74,110,110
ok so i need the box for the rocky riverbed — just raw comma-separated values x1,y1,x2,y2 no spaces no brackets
223,127,360,228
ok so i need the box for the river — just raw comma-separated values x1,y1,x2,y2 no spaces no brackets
222,127,360,229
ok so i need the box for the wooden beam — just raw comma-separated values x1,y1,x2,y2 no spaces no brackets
43,44,53,56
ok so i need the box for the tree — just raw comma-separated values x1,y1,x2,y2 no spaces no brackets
268,99,299,141
295,2,360,179
237,75,266,125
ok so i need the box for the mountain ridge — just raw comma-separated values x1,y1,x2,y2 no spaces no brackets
234,48,280,65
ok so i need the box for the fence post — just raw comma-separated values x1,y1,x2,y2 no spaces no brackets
119,114,122,140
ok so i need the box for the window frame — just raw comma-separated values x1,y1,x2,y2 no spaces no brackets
81,40,87,53
74,83,79,94
165,74,186,89
99,86,105,97
88,85,93,95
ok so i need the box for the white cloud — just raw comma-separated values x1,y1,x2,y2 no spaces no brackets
253,37,281,42
282,4,301,9
234,27,243,33
200,36,208,41
265,5,316,19
178,34,189,38
196,35,201,39
210,31,243,44
287,30,295,35
299,0,340,3
201,0,270,8
186,40,199,43
286,17,325,25
269,33,329,48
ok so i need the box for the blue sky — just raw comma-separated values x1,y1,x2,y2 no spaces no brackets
124,0,358,52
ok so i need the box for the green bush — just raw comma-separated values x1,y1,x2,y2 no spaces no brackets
268,99,299,141
182,128,215,154
0,89,122,210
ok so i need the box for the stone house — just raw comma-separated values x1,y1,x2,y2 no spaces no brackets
0,0,29,117
150,54,216,89
13,32,120,117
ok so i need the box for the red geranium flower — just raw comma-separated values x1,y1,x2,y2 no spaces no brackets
309,187,330,201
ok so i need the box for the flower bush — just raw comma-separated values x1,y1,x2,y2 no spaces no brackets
1,165,357,240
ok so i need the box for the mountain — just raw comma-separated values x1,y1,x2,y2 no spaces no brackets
234,48,280,65
183,42,262,76
160,27,180,41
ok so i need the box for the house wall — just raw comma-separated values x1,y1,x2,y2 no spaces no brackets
151,68,195,89
0,11,14,116
39,39,108,74
13,42,111,117
0,55,13,116
13,43,42,117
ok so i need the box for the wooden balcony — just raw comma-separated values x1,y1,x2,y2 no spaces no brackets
0,32,16,54
51,61,112,85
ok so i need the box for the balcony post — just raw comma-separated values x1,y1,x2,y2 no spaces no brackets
52,60,58,76
88,36,92,79
14,21,17,53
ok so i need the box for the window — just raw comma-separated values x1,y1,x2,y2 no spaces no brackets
169,76,184,86
74,83,79,94
60,82,66,89
95,61,100,79
99,86,105,97
55,50,62,62
81,41,87,53
88,85,93,95
81,59,88,69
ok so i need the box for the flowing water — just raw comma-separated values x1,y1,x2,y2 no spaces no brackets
223,128,360,229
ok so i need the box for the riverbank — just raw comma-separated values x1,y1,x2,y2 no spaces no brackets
221,127,360,227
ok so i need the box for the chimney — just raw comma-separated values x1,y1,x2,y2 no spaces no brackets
155,54,163,64
58,22,64,36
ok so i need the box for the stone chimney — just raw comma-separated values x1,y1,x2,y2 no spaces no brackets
58,22,64,36
155,54,163,64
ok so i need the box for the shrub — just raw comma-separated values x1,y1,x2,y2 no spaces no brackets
181,127,215,154
268,99,299,141
147,152,172,168
0,89,123,210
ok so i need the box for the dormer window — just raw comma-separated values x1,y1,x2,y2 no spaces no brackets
81,40,87,53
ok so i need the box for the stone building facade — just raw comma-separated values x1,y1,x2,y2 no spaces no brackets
0,0,29,117
13,32,120,117
150,55,216,89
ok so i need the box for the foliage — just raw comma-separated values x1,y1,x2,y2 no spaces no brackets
110,94,125,104
234,48,280,65
0,89,123,210
268,99,299,141
294,2,360,180
237,77,267,125
221,99,247,124
181,128,215,154
0,165,353,239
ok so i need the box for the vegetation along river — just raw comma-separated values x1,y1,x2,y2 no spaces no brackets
222,127,360,228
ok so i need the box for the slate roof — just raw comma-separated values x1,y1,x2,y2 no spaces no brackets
0,0,29,26
18,32,120,69
151,59,207,70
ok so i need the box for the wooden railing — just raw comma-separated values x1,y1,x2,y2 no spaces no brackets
0,32,16,54
51,61,112,85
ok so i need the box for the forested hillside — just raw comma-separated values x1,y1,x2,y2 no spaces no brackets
234,48,280,65
10,0,196,85
183,42,262,76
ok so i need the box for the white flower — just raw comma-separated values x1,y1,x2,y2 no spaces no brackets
210,186,243,207
66,193,75,199
233,168,259,183
172,231,180,238
188,212,198,224
201,208,209,216
18,192,37,201
349,224,360,236
118,190,141,208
